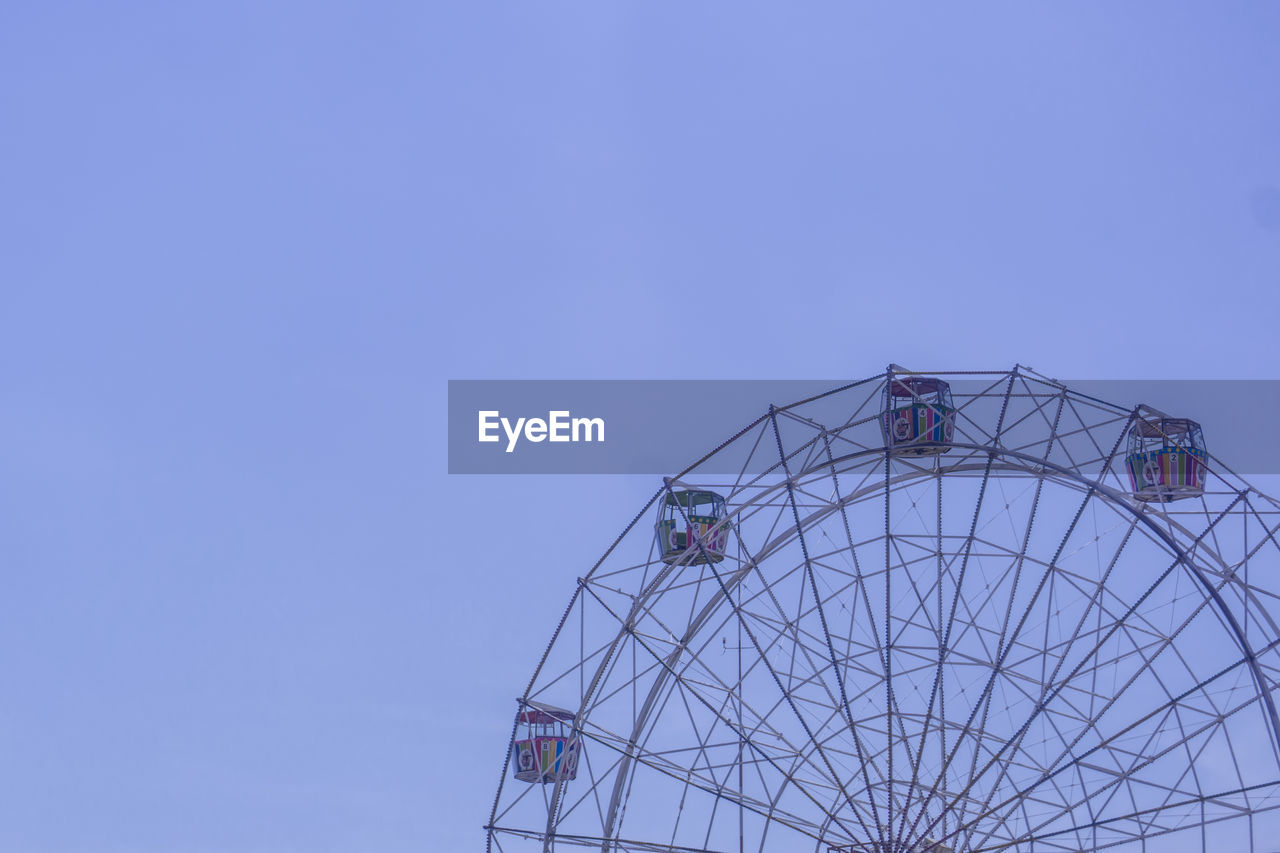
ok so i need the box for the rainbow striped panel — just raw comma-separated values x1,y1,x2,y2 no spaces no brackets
885,404,956,445
1126,449,1208,493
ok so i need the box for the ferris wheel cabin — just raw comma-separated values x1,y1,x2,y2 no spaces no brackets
511,707,581,784
656,489,730,564
882,376,956,455
1125,417,1209,502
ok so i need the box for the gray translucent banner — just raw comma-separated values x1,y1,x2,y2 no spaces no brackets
447,379,1280,475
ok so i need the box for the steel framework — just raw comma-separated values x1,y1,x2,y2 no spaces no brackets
486,367,1280,852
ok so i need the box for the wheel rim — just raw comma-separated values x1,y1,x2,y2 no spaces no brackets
488,368,1280,853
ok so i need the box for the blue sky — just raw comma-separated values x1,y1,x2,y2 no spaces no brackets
2,3,1280,850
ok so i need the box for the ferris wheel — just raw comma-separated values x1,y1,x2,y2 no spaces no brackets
486,366,1280,853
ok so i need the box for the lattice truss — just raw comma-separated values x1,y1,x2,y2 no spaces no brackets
487,368,1280,853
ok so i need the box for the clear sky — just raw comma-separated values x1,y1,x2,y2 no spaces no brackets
2,2,1280,851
